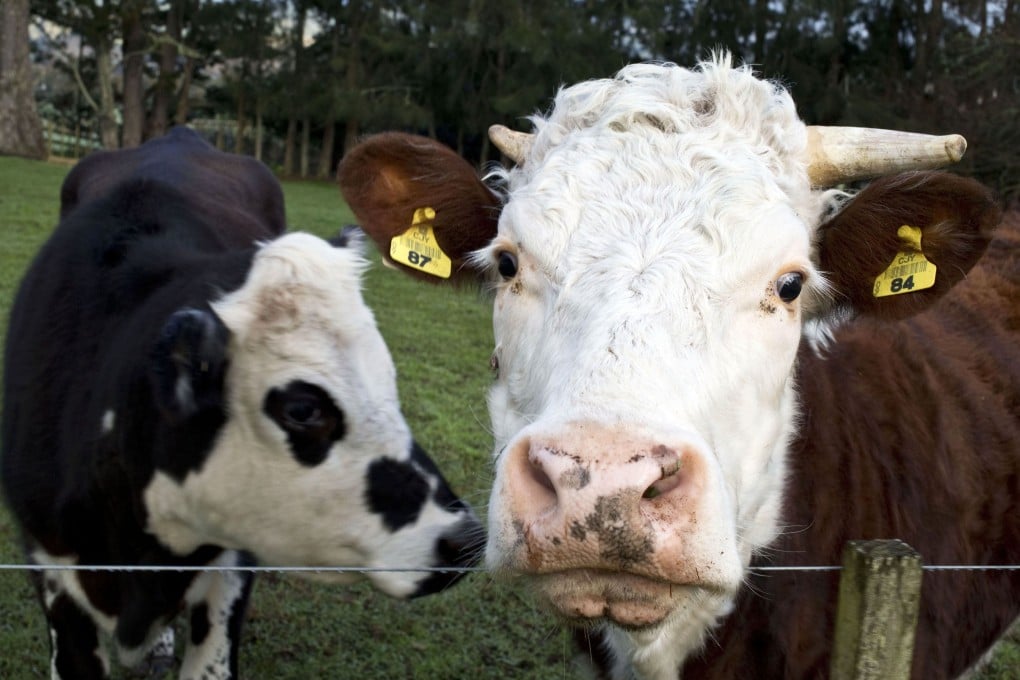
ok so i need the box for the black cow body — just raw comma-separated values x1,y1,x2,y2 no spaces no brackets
6,180,257,677
2,128,481,679
60,125,285,239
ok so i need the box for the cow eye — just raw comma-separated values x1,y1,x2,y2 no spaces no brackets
284,400,321,427
776,272,804,303
263,381,346,466
497,251,518,279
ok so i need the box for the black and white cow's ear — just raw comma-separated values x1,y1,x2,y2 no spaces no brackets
327,224,366,250
150,308,230,422
815,171,1001,321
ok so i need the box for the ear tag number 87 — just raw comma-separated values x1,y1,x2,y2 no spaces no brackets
389,207,453,278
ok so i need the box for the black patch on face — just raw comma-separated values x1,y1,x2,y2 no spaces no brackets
190,602,210,645
365,456,430,531
409,441,467,513
263,381,345,466
410,518,486,598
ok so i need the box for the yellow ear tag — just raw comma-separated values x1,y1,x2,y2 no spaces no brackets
389,207,452,279
872,225,937,298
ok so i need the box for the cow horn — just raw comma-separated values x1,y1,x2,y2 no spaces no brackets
805,126,967,187
489,124,534,165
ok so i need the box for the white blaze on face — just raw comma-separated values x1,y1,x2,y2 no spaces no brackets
480,59,836,675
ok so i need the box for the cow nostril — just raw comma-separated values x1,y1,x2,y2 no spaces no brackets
529,457,555,492
526,453,558,509
642,467,683,500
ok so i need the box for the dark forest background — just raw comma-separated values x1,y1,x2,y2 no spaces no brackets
4,1,1020,201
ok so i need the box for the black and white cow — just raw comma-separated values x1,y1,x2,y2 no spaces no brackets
1,127,483,679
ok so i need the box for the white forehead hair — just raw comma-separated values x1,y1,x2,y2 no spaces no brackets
212,232,371,338
484,54,843,329
496,54,835,239
523,55,807,183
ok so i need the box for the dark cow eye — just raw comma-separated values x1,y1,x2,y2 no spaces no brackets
497,251,518,279
284,400,321,427
776,272,804,303
263,381,345,466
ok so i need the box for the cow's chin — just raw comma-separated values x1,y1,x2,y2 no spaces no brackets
532,570,691,631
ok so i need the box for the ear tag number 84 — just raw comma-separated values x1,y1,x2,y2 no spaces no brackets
872,225,937,298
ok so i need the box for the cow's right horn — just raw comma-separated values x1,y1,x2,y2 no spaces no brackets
489,125,534,165
805,126,967,187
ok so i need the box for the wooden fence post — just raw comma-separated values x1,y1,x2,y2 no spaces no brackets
830,539,923,680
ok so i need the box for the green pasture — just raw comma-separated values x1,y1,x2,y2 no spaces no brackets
0,156,1016,679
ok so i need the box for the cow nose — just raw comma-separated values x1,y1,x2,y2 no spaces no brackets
499,422,714,579
521,439,687,512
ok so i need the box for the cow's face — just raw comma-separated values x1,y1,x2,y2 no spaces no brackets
144,233,481,598
338,57,996,676
477,64,827,665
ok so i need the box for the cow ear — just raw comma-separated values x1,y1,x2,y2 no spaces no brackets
150,308,230,422
337,132,501,285
816,172,1001,321
328,224,365,249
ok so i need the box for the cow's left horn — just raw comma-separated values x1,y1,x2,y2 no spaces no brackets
805,126,967,187
489,125,534,165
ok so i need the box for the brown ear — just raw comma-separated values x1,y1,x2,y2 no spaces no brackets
817,172,1001,320
337,132,502,285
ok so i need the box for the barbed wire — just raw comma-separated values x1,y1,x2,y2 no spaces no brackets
0,563,1018,574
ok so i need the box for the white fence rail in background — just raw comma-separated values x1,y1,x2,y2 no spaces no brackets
42,120,101,159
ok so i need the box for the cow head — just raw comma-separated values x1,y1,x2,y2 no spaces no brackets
144,232,482,598
338,57,999,673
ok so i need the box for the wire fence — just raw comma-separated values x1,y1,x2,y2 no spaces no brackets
1,563,1018,574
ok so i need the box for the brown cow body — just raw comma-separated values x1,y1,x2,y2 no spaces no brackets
339,58,1019,679
678,212,1020,678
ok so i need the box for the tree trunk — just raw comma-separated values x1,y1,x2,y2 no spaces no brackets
284,117,296,176
300,116,310,178
318,121,335,179
753,0,768,63
341,3,364,158
234,75,246,155
0,0,46,158
95,35,119,149
343,118,360,159
284,1,307,176
254,101,264,162
253,54,264,161
150,0,181,138
317,22,339,178
174,56,194,125
913,0,942,83
121,1,146,148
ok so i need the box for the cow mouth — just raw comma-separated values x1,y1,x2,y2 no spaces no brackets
530,570,688,630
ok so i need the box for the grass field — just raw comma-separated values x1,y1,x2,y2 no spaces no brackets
0,155,1016,679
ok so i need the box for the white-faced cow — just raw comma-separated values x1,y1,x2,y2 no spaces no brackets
337,57,1020,679
1,127,482,679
